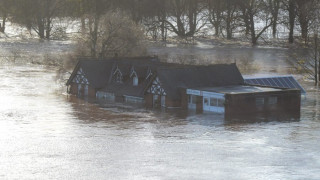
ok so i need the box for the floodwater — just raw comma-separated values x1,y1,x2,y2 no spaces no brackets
0,62,320,180
148,40,310,74
0,38,319,179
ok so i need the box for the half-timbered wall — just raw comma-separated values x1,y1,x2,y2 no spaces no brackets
72,68,89,85
70,68,93,97
146,77,169,108
147,77,166,96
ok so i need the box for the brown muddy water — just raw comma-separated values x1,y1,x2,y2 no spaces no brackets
0,62,320,180
0,39,319,179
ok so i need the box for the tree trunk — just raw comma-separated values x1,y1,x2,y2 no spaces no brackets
248,8,256,45
80,0,86,34
44,0,50,40
161,18,166,41
300,19,308,42
272,21,277,39
208,0,222,37
315,34,318,85
226,5,233,40
226,21,232,39
241,8,250,36
226,11,232,39
272,12,278,39
214,23,220,37
288,0,295,43
271,0,280,39
296,0,310,43
187,1,197,37
45,18,51,39
81,16,86,34
90,14,99,58
175,0,185,37
37,17,45,39
0,15,6,33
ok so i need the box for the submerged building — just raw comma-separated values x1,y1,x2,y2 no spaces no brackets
66,56,301,116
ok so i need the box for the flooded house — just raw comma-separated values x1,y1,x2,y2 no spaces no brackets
66,56,301,116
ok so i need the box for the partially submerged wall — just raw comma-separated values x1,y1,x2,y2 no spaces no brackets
224,89,301,117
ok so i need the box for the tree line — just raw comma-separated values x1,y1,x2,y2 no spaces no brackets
0,0,319,45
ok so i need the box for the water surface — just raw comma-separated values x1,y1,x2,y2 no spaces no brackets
0,63,319,180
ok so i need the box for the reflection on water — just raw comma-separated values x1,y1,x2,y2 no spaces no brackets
0,64,320,179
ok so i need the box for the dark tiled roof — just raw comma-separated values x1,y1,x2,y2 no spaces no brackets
102,79,152,98
66,59,115,89
156,64,244,100
66,56,160,88
67,57,244,100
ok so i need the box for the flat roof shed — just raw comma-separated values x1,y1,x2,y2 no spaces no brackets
187,85,290,96
186,85,301,115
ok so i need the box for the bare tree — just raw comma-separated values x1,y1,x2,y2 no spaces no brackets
0,0,12,33
239,0,273,45
76,10,146,58
296,0,317,43
224,0,239,39
291,37,319,85
207,0,224,36
287,0,296,43
268,0,281,38
12,0,67,39
165,0,207,38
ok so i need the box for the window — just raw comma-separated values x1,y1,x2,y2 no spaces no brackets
116,72,122,83
256,97,265,106
77,84,82,95
133,76,138,86
210,98,217,106
84,85,88,96
204,98,209,106
125,96,144,103
209,98,225,107
268,97,278,105
188,95,197,104
161,96,166,107
113,67,123,83
153,95,158,101
217,99,225,107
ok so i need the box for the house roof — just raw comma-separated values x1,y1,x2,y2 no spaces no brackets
67,57,245,100
156,64,244,100
66,56,164,88
102,80,152,98
66,59,115,89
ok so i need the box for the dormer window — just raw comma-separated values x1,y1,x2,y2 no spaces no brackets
116,72,123,83
130,66,139,86
133,76,138,86
113,66,123,83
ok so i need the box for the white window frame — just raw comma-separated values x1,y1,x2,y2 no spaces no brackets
133,76,138,86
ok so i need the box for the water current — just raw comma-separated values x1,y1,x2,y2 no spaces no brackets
0,62,319,180
0,38,320,179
